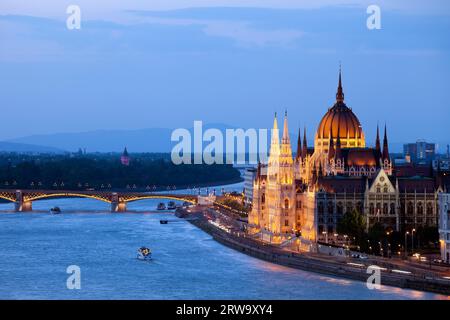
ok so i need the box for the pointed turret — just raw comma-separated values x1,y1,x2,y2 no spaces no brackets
301,127,308,159
268,113,280,162
382,124,389,161
296,127,302,161
336,65,344,103
375,124,381,154
280,110,293,164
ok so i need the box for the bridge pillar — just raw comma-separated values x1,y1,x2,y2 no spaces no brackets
111,201,127,212
111,193,127,212
15,190,32,212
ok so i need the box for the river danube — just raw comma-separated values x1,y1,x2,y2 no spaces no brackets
0,190,446,299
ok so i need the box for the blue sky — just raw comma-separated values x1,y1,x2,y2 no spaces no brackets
0,1,449,150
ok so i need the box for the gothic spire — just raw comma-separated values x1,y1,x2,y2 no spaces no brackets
282,110,290,144
296,127,302,161
280,110,293,162
301,127,308,159
269,113,280,162
336,65,344,103
375,124,381,154
382,124,389,161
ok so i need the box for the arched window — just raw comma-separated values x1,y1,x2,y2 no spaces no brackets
284,199,289,209
383,203,388,215
390,202,396,215
417,202,423,215
369,203,375,215
337,202,343,214
327,201,334,214
407,202,414,215
318,202,324,214
427,202,433,215
261,193,265,204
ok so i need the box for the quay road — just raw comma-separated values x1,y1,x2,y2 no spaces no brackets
177,206,450,295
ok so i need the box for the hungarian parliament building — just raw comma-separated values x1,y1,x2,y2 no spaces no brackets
248,70,447,245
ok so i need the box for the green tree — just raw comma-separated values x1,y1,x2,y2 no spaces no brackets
337,209,366,244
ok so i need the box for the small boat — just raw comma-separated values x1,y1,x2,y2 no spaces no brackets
50,207,61,214
160,219,168,224
137,247,152,260
157,203,166,210
167,201,176,210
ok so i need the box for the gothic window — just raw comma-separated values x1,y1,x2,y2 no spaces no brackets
384,187,388,193
328,226,334,234
357,202,363,213
337,202,343,214
285,220,289,227
376,203,381,215
407,202,414,215
296,200,302,209
369,203,374,215
390,202,396,215
261,193,265,204
417,202,423,215
318,202,324,214
427,202,433,215
284,199,289,209
383,203,388,215
327,201,334,214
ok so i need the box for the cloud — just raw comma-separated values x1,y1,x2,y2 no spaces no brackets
1,0,449,22
124,15,304,47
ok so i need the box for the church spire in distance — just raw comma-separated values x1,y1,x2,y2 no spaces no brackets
336,64,344,103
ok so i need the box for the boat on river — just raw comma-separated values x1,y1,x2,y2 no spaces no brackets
137,247,152,260
157,203,166,210
50,207,61,214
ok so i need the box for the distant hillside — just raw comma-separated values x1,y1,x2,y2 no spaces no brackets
7,124,238,153
6,125,445,154
0,141,65,153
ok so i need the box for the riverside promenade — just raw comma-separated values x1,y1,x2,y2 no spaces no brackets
176,206,450,296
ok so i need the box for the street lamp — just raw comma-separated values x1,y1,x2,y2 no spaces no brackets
411,228,416,253
322,231,328,243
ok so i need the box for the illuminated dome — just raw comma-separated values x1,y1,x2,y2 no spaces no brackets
314,69,365,149
317,103,363,140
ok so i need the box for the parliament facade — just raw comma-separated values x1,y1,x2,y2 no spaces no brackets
248,70,445,244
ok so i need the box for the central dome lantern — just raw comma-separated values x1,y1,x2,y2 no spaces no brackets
314,68,366,152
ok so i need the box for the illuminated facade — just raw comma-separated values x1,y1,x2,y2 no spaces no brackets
248,69,444,245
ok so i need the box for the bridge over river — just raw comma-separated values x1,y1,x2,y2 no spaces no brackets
0,189,201,212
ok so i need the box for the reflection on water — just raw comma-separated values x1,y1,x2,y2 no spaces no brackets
0,197,446,300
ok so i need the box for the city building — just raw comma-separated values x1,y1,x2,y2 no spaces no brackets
248,69,445,245
121,147,130,166
439,193,450,263
404,140,436,165
243,167,257,206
